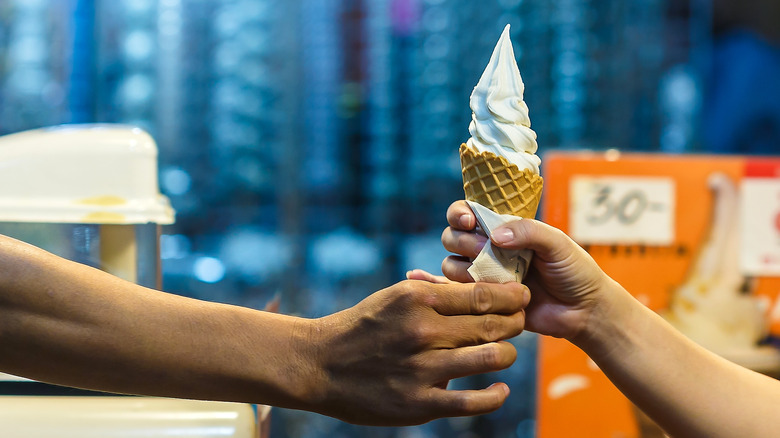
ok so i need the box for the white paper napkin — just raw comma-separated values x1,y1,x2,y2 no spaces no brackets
466,201,533,283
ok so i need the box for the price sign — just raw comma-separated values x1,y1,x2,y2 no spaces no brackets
570,176,675,245
740,174,780,276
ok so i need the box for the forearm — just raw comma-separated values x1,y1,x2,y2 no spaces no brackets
0,235,317,409
573,279,780,438
0,233,534,425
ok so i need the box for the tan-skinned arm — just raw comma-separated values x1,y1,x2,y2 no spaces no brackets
428,200,780,437
0,233,530,426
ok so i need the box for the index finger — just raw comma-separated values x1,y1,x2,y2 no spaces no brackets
446,200,476,231
430,282,530,316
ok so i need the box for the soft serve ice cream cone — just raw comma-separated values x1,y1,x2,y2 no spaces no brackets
461,24,543,218
459,25,542,284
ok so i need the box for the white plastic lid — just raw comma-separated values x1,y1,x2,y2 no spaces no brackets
0,124,175,224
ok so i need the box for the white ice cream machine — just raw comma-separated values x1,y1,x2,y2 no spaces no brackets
0,124,268,437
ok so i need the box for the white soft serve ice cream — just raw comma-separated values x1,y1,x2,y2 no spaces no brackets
467,24,540,175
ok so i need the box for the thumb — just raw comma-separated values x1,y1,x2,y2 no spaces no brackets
490,219,577,263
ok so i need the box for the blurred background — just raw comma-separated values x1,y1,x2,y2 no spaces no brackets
0,0,778,437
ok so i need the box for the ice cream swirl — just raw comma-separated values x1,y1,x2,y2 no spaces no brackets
467,25,540,174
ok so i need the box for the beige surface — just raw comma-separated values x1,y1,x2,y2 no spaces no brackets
0,396,265,438
0,372,30,382
99,225,138,283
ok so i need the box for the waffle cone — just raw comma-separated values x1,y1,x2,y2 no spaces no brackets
460,143,543,218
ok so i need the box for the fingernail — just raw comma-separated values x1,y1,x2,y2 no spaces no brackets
523,287,531,305
405,271,413,279
502,384,510,396
492,227,514,244
459,214,474,229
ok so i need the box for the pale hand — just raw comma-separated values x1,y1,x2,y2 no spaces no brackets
435,200,613,342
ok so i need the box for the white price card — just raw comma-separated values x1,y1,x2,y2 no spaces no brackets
740,178,780,275
570,176,676,245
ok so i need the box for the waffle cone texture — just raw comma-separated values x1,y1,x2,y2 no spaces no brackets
460,143,543,218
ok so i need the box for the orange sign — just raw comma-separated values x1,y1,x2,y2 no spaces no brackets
538,151,780,437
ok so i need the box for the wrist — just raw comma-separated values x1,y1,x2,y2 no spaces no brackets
232,312,330,412
283,316,331,411
569,277,639,360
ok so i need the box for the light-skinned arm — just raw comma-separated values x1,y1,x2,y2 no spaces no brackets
0,233,530,426
426,200,780,438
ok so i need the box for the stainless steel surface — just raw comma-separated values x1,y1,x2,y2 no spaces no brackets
0,223,163,289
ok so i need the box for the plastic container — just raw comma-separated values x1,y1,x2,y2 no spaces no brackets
0,124,174,288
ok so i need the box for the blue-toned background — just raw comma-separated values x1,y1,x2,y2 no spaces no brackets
0,0,778,437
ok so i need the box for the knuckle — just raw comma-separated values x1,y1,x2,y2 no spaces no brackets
441,257,458,280
443,257,475,283
399,279,420,291
409,324,436,347
443,228,481,257
446,205,458,226
481,314,502,340
512,310,526,336
504,283,526,311
471,284,494,314
441,227,452,249
453,394,477,415
396,280,422,303
447,202,467,228
407,355,427,374
515,220,535,243
478,343,502,369
456,231,473,253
